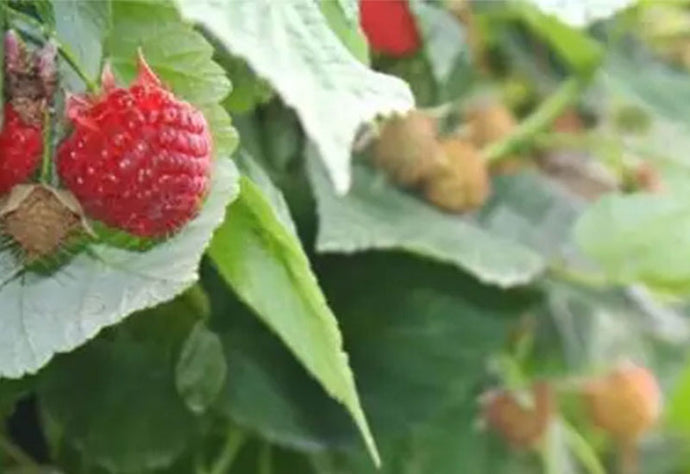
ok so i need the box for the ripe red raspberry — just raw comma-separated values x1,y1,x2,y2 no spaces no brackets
0,103,43,194
57,53,212,237
360,0,421,57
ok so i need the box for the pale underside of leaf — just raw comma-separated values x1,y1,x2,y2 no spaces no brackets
307,150,545,288
0,159,239,379
177,0,414,193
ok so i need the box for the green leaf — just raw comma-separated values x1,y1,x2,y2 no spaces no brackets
599,47,690,187
106,0,237,156
216,54,273,115
666,359,690,435
309,398,534,474
205,251,532,455
0,377,31,418
574,192,690,293
475,171,583,261
205,273,357,452
319,0,369,63
535,279,683,375
518,2,603,73
0,159,239,379
177,0,414,193
38,294,206,473
307,154,545,288
410,1,468,86
175,321,227,414
207,159,380,464
53,0,111,84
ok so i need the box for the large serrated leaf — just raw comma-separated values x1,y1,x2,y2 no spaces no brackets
0,159,238,379
176,0,414,193
307,153,544,288
208,158,379,464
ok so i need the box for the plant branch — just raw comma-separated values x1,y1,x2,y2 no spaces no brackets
483,75,591,164
208,428,247,474
3,5,97,92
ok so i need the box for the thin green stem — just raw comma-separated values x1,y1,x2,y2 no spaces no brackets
561,420,607,474
618,440,638,474
258,443,273,474
532,131,614,152
208,429,247,474
549,263,610,289
59,45,98,92
40,105,52,184
538,431,559,474
3,5,97,92
483,75,591,164
0,434,41,473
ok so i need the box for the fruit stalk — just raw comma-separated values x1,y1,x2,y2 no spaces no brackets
618,440,638,474
208,429,247,474
482,75,590,164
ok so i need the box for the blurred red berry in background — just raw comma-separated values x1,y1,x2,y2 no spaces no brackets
360,0,421,56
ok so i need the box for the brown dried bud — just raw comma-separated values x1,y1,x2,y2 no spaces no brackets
1,185,86,262
4,30,29,75
4,31,57,125
34,41,58,99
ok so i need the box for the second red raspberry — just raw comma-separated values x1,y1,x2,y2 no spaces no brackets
0,104,43,194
